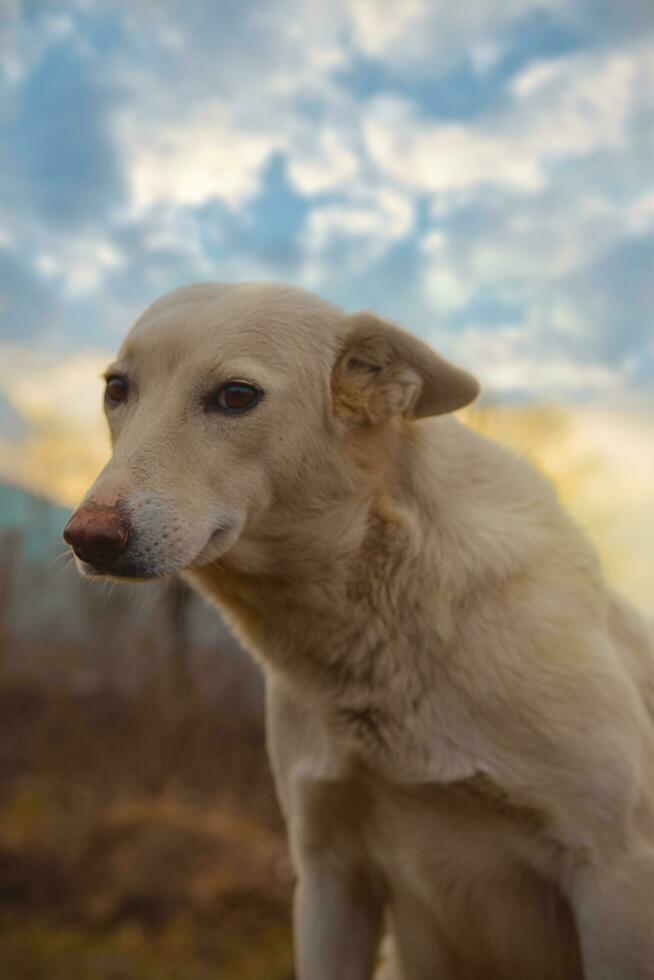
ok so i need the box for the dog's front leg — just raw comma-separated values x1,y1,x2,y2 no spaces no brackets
294,857,383,980
570,843,654,979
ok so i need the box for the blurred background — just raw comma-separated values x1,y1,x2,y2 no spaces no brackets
0,1,652,977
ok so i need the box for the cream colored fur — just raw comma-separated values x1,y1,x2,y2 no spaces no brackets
69,283,654,979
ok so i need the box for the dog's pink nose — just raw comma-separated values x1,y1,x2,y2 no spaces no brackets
63,506,130,565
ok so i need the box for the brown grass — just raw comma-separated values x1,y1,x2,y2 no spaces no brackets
0,532,295,978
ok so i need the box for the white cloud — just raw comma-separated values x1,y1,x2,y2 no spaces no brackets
465,195,632,282
287,129,360,195
113,0,637,226
345,0,567,69
121,104,281,213
111,0,351,216
513,52,640,159
0,2,77,85
365,46,653,204
365,96,544,195
345,0,430,59
35,237,124,297
301,187,414,279
402,41,654,393
420,232,472,311
624,189,654,235
423,267,470,312
449,324,627,397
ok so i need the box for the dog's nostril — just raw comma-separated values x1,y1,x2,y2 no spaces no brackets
63,507,131,566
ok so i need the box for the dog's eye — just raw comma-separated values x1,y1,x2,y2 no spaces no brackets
208,382,263,415
105,376,129,407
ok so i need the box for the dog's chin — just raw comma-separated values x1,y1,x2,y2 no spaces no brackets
75,555,169,583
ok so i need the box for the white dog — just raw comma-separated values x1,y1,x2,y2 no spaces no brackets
65,283,654,979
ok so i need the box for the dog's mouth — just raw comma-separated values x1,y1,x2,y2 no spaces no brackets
78,554,163,582
190,519,241,568
74,521,238,583
209,522,232,543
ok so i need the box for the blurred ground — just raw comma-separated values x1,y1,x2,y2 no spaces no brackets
0,534,295,980
0,681,294,979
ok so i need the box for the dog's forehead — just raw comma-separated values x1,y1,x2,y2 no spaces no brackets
119,283,344,372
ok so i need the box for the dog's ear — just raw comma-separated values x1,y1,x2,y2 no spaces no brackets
332,312,479,424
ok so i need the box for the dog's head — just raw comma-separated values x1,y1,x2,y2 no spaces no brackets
64,283,479,580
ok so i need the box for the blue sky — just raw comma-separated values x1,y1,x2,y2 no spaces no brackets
0,0,653,426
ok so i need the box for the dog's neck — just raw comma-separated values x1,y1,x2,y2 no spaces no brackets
189,417,425,652
187,416,558,697
188,488,437,718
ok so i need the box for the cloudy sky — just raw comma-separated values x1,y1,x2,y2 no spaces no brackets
2,0,653,384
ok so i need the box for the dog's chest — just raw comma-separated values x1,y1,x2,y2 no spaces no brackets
273,599,477,780
325,694,478,783
325,644,478,783
295,768,580,979
297,763,549,891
